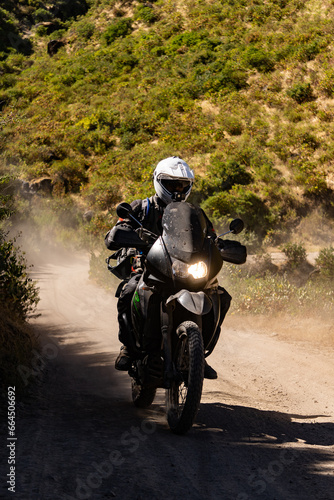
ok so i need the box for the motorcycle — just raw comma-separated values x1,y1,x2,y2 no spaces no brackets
107,201,246,434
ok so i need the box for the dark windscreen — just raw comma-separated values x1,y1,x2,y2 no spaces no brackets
162,202,208,262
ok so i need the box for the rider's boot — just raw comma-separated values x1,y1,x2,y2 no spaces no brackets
204,360,217,379
115,345,132,371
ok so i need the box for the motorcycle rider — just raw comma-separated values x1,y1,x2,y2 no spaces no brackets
105,156,231,379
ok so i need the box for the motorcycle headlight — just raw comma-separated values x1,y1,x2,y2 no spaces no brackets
188,261,208,279
172,260,207,280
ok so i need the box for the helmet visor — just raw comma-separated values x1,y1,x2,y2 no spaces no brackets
161,178,192,194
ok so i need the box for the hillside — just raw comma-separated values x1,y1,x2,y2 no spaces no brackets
1,0,334,245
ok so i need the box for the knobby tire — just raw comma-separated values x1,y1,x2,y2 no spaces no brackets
166,321,204,435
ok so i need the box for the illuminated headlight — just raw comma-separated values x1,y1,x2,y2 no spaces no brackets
188,262,208,279
172,260,208,279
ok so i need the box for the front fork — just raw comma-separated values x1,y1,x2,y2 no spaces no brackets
160,301,202,388
160,302,173,388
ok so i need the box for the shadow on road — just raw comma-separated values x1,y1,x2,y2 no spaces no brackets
3,324,332,500
197,401,334,446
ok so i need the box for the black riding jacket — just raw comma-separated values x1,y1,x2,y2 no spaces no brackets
104,195,216,252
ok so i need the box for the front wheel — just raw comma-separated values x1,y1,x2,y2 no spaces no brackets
166,321,204,434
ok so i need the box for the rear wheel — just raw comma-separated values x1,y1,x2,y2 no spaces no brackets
166,321,204,434
131,379,156,409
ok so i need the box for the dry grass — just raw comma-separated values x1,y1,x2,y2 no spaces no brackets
226,312,334,348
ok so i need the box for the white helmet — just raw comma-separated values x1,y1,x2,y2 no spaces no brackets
153,156,194,205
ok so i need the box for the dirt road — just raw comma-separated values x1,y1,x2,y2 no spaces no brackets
1,252,333,500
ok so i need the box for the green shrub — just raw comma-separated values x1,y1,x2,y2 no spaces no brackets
0,7,32,56
113,53,138,71
0,8,17,53
296,37,326,62
295,163,328,197
319,68,334,97
48,28,67,40
204,61,248,92
286,82,314,103
281,242,306,267
209,157,253,191
0,175,14,219
299,132,320,151
35,25,48,37
201,185,272,234
52,158,88,194
167,31,204,53
104,18,132,45
135,5,159,25
87,110,119,131
0,232,39,321
243,46,275,72
220,115,243,135
316,246,334,279
33,8,53,23
75,20,95,41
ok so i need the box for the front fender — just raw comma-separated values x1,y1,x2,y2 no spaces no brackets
166,290,212,315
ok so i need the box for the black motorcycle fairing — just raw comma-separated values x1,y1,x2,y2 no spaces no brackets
145,237,173,281
131,275,161,353
166,290,212,316
145,203,224,291
162,202,208,263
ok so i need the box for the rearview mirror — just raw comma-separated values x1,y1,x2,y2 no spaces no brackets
229,218,244,235
116,202,132,219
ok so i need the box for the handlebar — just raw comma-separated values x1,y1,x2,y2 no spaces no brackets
136,227,158,244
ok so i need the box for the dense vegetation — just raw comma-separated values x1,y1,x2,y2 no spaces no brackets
1,0,334,244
